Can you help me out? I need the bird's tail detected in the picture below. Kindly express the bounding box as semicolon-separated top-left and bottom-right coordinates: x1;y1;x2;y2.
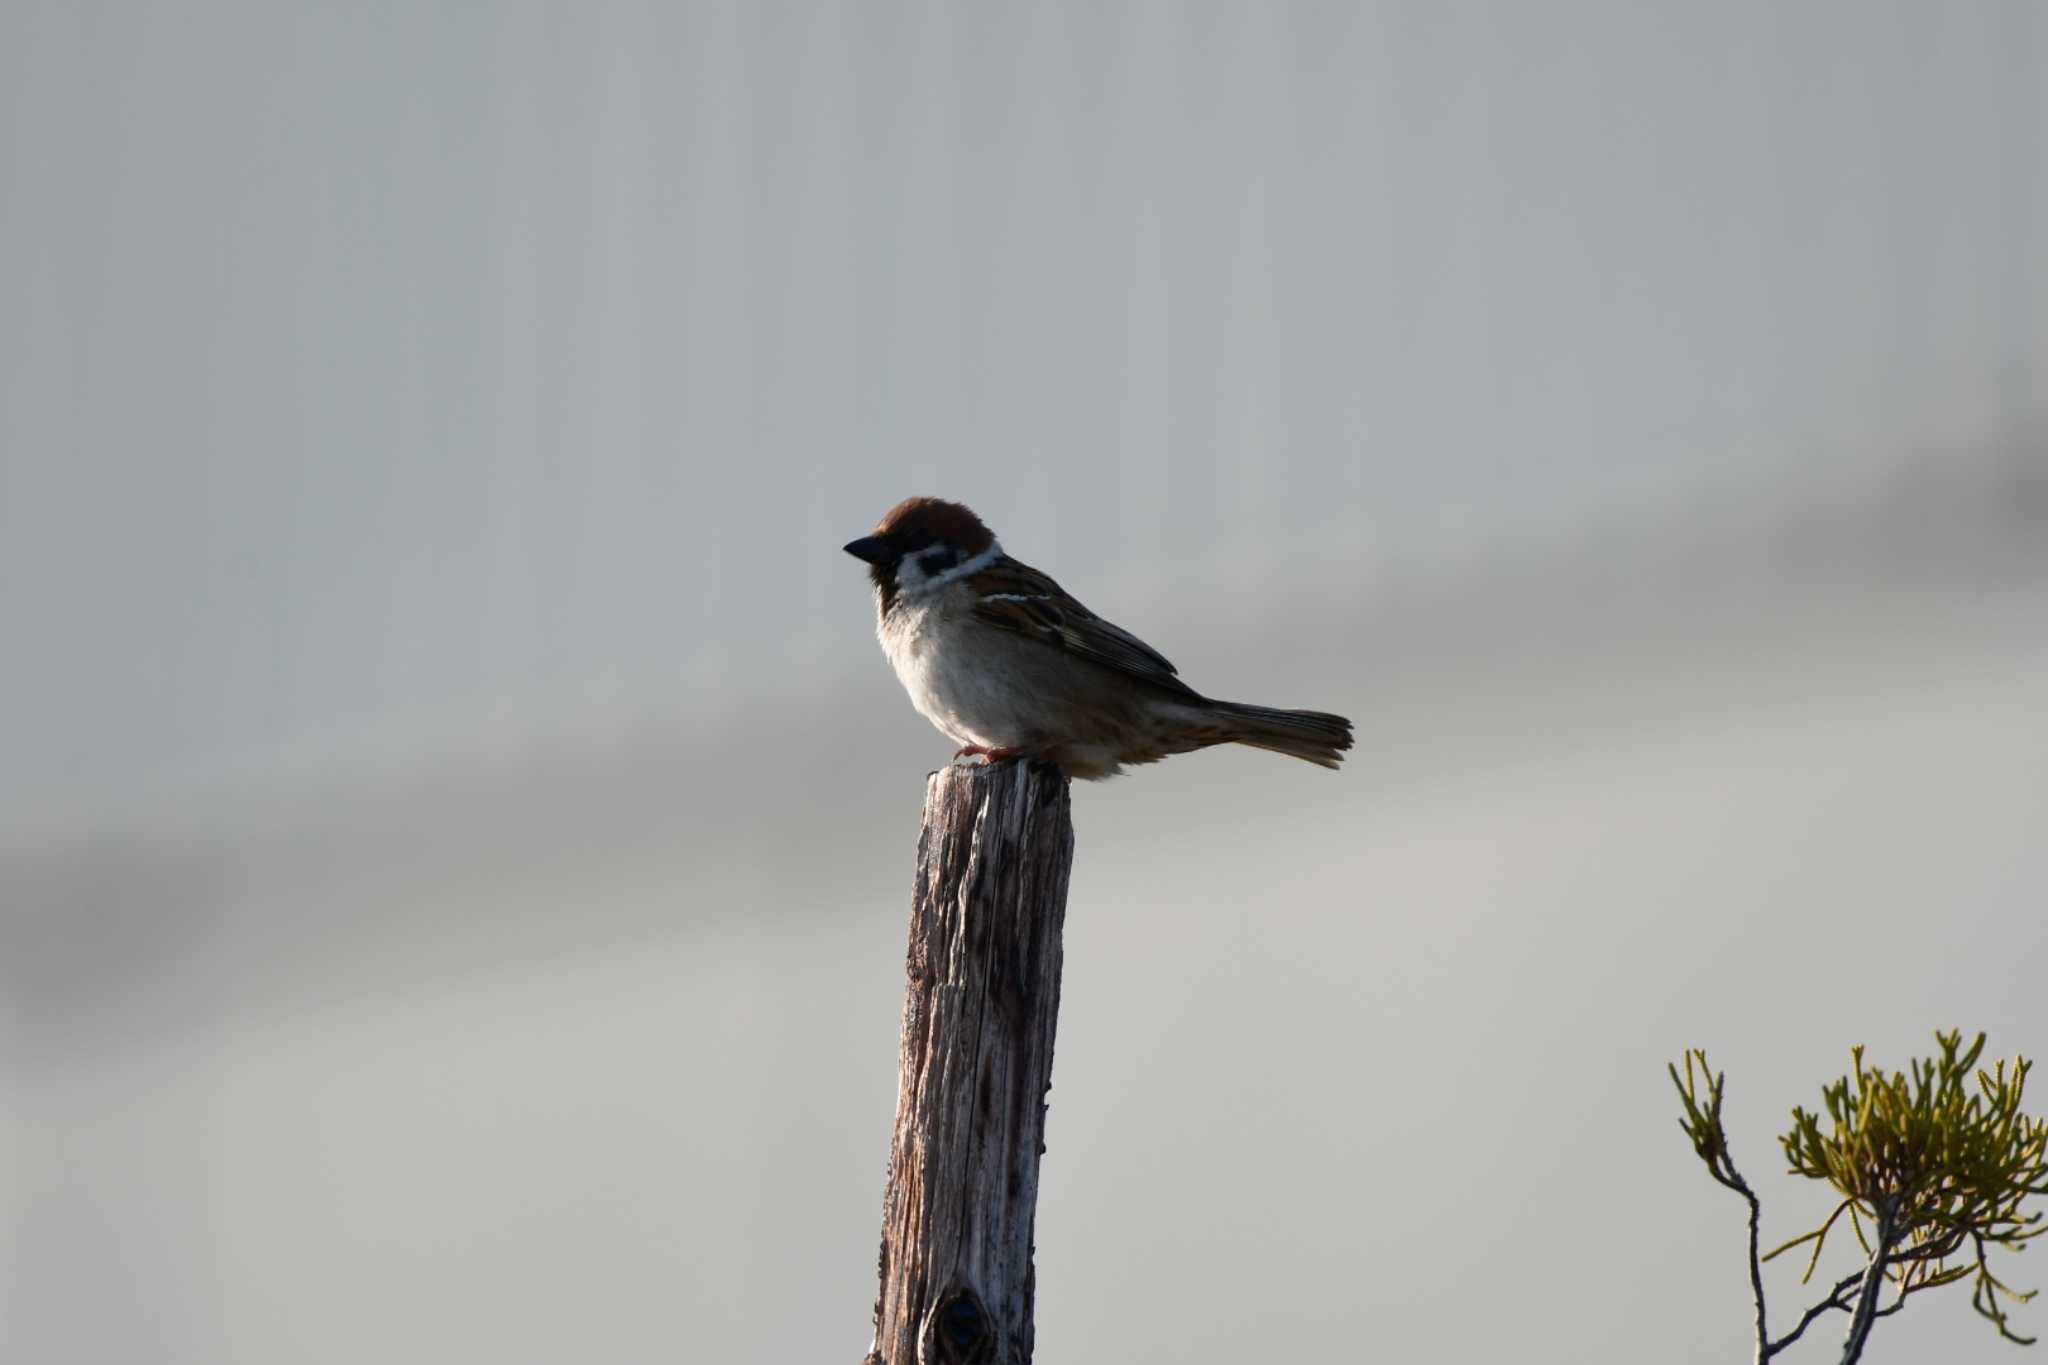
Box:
1208;701;1354;770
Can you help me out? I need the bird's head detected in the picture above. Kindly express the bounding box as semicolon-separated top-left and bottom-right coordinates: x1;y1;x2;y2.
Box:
844;497;998;605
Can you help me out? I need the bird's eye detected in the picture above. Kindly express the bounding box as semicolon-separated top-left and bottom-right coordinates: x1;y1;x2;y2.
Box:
902;529;935;552
919;546;960;576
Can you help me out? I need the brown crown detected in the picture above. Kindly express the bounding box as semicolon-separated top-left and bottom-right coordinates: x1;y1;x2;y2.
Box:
872;497;996;554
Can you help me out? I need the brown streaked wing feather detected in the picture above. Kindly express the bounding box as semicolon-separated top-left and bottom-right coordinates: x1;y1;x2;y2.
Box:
969;557;1199;696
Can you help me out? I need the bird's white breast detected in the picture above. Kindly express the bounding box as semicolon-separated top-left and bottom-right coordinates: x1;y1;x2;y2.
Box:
877;592;988;747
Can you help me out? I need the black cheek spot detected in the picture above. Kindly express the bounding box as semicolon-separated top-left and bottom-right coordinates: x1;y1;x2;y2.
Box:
919;547;960;576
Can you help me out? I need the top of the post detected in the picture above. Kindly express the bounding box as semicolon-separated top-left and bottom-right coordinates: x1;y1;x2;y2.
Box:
922;758;1073;838
926;756;1070;800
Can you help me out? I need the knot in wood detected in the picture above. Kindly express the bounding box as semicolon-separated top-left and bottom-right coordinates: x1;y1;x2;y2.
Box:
925;1284;996;1365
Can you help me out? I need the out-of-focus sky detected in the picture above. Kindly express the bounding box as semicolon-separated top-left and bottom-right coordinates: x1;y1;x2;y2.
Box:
3;3;2044;1362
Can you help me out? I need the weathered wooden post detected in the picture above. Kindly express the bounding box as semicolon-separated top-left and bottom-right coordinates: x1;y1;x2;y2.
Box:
865;759;1075;1365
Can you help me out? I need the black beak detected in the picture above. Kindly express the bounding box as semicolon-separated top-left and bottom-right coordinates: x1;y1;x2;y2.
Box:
843;535;897;566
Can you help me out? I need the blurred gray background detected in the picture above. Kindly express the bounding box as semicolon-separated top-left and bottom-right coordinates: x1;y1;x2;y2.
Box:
4;2;2046;1361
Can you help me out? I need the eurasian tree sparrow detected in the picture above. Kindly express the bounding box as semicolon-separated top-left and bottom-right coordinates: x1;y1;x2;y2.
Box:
845;497;1353;779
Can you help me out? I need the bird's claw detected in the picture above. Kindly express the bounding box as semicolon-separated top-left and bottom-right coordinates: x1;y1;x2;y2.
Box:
953;744;1023;766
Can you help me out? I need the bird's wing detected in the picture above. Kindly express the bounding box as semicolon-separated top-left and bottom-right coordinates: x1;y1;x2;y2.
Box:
969;557;1200;697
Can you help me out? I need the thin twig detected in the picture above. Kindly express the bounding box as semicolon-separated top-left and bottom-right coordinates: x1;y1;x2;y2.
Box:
1766;1272;1865;1355
1697;1076;1774;1363
1837;1207;1898;1365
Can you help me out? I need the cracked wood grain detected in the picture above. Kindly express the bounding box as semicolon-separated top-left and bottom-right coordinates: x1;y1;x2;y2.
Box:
865;760;1074;1365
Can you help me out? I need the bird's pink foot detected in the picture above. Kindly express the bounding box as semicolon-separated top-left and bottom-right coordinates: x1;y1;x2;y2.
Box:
953;744;1023;765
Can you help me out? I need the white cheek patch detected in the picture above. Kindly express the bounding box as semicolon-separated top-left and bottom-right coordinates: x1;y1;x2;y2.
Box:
893;554;931;594
900;542;1004;597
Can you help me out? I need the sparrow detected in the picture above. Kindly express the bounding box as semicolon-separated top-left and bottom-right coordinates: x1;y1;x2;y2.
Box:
844;497;1353;780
